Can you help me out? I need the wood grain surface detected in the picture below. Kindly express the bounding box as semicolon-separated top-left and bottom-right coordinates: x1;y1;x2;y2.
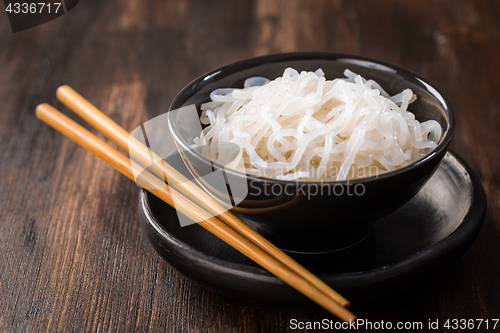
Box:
1;0;499;332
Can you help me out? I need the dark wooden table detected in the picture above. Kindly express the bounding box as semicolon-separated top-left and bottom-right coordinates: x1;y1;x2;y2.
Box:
1;0;499;331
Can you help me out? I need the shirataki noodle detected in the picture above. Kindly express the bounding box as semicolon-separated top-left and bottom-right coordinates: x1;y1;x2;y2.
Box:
194;68;441;181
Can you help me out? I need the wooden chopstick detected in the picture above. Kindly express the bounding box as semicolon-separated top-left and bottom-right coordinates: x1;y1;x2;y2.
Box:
56;85;351;309
36;103;357;322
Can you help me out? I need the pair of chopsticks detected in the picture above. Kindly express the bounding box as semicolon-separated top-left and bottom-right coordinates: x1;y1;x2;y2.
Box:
36;86;357;322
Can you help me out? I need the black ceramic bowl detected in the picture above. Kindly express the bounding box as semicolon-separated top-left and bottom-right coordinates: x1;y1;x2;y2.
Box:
167;53;455;253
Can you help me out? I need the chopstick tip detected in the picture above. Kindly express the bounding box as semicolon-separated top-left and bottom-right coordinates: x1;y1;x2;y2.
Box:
56;85;72;98
36;103;51;118
342;310;358;323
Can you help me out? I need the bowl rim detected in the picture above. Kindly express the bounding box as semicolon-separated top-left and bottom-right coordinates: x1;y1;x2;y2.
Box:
168;52;456;185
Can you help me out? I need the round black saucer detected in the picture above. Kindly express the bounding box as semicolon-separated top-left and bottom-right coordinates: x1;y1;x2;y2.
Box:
138;151;486;306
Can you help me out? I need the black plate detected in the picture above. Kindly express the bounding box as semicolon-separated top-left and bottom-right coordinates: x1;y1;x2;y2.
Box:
138;151;486;306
